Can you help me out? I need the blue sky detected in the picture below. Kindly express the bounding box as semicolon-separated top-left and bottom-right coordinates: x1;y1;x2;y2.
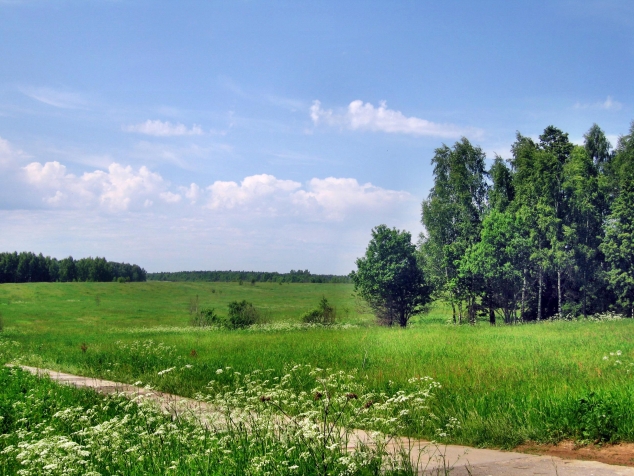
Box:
0;0;632;274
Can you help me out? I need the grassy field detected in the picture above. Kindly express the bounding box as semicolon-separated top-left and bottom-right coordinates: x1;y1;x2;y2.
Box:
1;282;634;449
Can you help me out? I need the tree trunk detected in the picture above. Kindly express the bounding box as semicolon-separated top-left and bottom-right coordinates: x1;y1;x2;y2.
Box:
520;269;527;321
537;269;543;321
582;270;587;319
488;288;495;325
557;270;563;317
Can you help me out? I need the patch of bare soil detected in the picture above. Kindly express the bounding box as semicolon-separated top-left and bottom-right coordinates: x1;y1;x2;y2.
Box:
516;440;634;467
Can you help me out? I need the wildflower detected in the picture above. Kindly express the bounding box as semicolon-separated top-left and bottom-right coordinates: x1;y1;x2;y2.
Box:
216;369;223;374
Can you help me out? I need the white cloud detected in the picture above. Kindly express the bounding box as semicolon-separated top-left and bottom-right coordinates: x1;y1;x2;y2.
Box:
310;100;482;139
124;120;204;137
160;191;182;203
181;183;202;203
0;137;22;167
206;173;412;222
21;87;88;109
293;177;411;221
574;96;623;111
23;161;165;211
207;174;302;211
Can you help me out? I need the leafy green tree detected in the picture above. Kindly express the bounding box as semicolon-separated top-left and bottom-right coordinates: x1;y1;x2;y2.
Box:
352;225;430;327
584;123;612;168
601;123;634;317
460;210;530;324
562;145;605;316
420;138;488;323
488;156;515;212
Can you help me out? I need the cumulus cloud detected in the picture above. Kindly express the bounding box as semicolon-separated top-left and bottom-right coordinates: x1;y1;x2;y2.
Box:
160;191;182;203
574;96;623;111
310;100;482;139
207;174;302;211
205;173;412;221
124;120;204;137
23;161;165;211
181;183;202;203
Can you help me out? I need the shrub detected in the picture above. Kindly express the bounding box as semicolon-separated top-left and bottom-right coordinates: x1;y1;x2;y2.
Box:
574;392;618;443
191;307;220;327
226;300;261;329
301;297;336;325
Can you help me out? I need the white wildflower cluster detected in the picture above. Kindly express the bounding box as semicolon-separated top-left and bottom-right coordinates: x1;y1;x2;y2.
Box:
1;365;451;475
588;311;625;322
114;339;177;359
198;364;452;475
602;349;634;372
0;338;21;362
119;322;360;335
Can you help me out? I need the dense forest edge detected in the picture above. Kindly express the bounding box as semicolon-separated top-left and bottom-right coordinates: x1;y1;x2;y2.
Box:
416;122;634;324
147;269;351;283
0;252;147;283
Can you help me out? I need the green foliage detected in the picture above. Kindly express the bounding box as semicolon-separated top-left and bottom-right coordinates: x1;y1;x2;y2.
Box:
460;209;530;324
226;300;263;329
418;122;633;322
574;392;618;443
148;269;351;283
300;296;337;324
352;225;431;327
601;124;634;317
420;138;488;323
190;307;220;327
0;251;146;283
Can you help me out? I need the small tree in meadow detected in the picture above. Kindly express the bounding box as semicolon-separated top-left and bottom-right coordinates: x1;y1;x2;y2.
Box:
301;296;336;325
351;225;431;327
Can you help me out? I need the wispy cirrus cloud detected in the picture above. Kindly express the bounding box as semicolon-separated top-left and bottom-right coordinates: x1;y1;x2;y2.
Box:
21;87;88;109
310;100;482;139
574;96;623;111
124;120;204;137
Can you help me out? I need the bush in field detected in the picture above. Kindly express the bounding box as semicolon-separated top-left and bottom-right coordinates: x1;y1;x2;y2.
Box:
226;300;262;329
301;296;336;325
191;307;220;327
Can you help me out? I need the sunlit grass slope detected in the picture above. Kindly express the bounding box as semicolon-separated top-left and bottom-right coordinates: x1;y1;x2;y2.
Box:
1;282;633;448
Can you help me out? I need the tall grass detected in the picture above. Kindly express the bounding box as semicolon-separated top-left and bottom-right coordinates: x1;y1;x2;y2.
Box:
1;282;634;448
0;366;449;475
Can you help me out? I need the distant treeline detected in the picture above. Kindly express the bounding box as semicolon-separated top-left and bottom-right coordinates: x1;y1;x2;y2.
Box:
0;252;147;283
148;269;351;283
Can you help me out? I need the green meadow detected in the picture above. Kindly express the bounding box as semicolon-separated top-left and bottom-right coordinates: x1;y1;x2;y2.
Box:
1;281;634;449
